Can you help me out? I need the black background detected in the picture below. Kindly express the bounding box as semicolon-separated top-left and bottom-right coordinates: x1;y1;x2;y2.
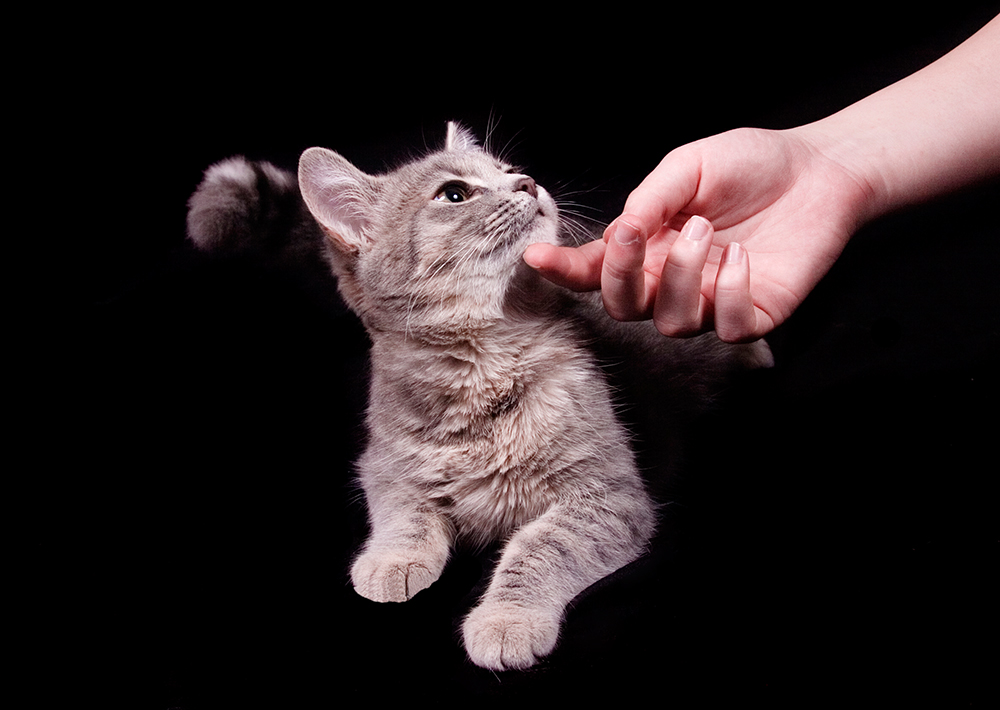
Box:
25;4;998;707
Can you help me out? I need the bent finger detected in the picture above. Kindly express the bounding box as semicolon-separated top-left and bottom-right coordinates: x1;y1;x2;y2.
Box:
601;218;656;320
653;215;714;336
714;243;768;342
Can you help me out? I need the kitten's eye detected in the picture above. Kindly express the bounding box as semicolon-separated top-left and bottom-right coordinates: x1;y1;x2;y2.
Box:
434;183;469;203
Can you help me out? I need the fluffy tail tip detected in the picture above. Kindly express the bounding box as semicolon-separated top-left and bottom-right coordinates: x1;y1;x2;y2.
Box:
186;156;298;254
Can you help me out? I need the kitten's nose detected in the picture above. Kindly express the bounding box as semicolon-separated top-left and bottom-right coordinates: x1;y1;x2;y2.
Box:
513;176;537;199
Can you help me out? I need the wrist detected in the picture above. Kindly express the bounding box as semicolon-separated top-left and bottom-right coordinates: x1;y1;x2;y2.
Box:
791;16;1000;223
788;121;886;230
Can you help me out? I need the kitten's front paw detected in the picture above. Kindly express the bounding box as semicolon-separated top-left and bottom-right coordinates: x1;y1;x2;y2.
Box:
351;549;444;603
463;602;560;670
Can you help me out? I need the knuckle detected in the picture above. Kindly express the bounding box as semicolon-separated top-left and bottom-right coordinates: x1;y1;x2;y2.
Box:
717;326;758;344
715;308;760;343
602;293;635;321
654;315;701;338
606;302;643;321
602;258;638;283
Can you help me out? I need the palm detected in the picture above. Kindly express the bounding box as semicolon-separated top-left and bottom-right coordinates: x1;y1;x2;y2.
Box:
627;128;866;332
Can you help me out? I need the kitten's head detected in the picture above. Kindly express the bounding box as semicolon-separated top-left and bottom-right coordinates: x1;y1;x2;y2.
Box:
298;123;560;339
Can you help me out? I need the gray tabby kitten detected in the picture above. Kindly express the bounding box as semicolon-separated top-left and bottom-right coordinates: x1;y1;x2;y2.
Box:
187;123;772;670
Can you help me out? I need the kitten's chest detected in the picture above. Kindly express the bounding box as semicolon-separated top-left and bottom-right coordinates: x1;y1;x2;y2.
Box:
376;331;568;434
373;333;597;538
422;389;570;540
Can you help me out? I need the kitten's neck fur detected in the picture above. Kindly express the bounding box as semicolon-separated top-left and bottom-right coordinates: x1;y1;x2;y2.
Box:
368;272;583;442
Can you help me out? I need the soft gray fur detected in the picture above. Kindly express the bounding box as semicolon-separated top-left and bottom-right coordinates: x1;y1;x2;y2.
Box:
187;123;772;670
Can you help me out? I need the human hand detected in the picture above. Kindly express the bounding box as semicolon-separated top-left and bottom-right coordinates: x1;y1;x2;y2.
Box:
524;127;870;342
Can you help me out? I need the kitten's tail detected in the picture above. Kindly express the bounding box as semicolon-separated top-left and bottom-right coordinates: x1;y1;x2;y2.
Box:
186;156;323;265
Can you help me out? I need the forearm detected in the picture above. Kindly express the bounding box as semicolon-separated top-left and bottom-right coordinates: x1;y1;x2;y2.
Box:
795;15;1000;224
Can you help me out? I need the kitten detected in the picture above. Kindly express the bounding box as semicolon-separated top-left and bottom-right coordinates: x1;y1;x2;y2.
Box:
187;123;772;670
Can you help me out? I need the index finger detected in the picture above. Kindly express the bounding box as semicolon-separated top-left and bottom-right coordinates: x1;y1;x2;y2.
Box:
523;239;607;291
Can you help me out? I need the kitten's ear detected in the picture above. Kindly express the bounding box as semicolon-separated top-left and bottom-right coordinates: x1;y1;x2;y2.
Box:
298;147;378;254
445;121;480;152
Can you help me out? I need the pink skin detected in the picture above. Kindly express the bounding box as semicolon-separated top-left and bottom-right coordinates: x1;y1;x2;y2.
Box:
524;15;1000;343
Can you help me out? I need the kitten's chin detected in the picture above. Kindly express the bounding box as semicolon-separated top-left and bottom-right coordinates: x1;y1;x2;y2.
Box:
504;259;560;315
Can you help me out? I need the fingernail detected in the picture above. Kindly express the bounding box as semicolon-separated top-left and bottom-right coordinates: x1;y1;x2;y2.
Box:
724;242;744;264
612;219;641;246
683;216;711;241
522;245;543;269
